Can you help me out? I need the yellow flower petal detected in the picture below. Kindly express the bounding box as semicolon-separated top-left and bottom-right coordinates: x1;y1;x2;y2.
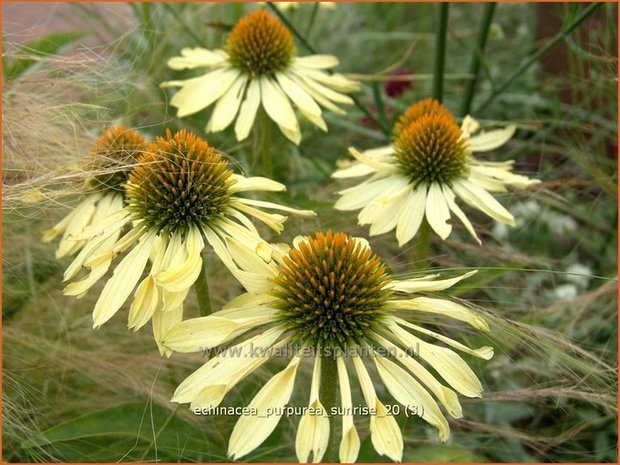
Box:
425;182;452;240
467;124;516;152
370;400;403;462
228;356;301;460
155;227;204;293
152;304;183;357
234;78;261;141
128;276;159;331
167;47;227;69
337;356;360;463
162;314;273;353
390;296;489;331
388;270;477;293
229;174;285;193
374;355;450;441
92;231;156;328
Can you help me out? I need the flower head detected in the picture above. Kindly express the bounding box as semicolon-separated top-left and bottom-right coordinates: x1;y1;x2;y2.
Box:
61;129;315;353
43;126;146;258
162;10;359;144
162;230;492;462
333;99;541;245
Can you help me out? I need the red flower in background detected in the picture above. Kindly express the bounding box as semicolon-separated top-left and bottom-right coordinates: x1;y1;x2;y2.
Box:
385;69;412;97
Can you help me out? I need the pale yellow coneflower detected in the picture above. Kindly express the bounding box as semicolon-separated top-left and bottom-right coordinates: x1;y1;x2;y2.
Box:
43;125;146;258
60;129;315;354
162;230;492;462
333;98;541;245
162;10;359;144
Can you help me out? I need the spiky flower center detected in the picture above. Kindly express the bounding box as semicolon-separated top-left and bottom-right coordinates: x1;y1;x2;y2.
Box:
88;126;146;192
272;230;392;350
393;98;454;137
225;10;296;76
126;129;234;235
394;113;470;187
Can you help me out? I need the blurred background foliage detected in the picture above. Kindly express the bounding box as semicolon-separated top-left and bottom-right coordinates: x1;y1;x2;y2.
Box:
2;2;617;462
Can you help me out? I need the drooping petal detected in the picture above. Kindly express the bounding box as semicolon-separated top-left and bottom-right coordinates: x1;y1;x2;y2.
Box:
365;187;410;236
259;75;300;133
127;276;159;331
291;69;354;105
170;67;240;117
395;318;494;360
63;259;112;297
162;314;273;353
296;357;330;463
152;304;183;357
337;356;360;463
351;355;403;462
396;186;428;246
55;196;99;258
171;327;284;403
92;231;157;328
288;73;347;114
442;185;481;244
452;180;515;225
155;228;204;293
389;324;484;398
276;72;322;117
388;296;489;331
206;75;248;132
376;334;463;419
374;354;450;441
228;356;302;460
233;202;287;232
234;78;261;141
298;68;360;93
425;182;452;240
335;175;399;211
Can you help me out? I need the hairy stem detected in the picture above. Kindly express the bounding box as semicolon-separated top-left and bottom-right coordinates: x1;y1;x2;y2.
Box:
414;220;432;270
194;256;212;317
320;350;338;462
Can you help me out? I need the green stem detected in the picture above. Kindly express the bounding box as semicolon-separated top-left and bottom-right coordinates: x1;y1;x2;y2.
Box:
266;2;391;137
372;81;388;130
320;350;338;462
475;2;602;112
260;109;273;178
139;405;181;461
432;3;450;103
194;255;212;317
460;2;496;116
305;2;320;36
414;220;432;270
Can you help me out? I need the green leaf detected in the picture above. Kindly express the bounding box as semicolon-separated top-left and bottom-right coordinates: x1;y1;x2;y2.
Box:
5;31;83;79
21;402;204;450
